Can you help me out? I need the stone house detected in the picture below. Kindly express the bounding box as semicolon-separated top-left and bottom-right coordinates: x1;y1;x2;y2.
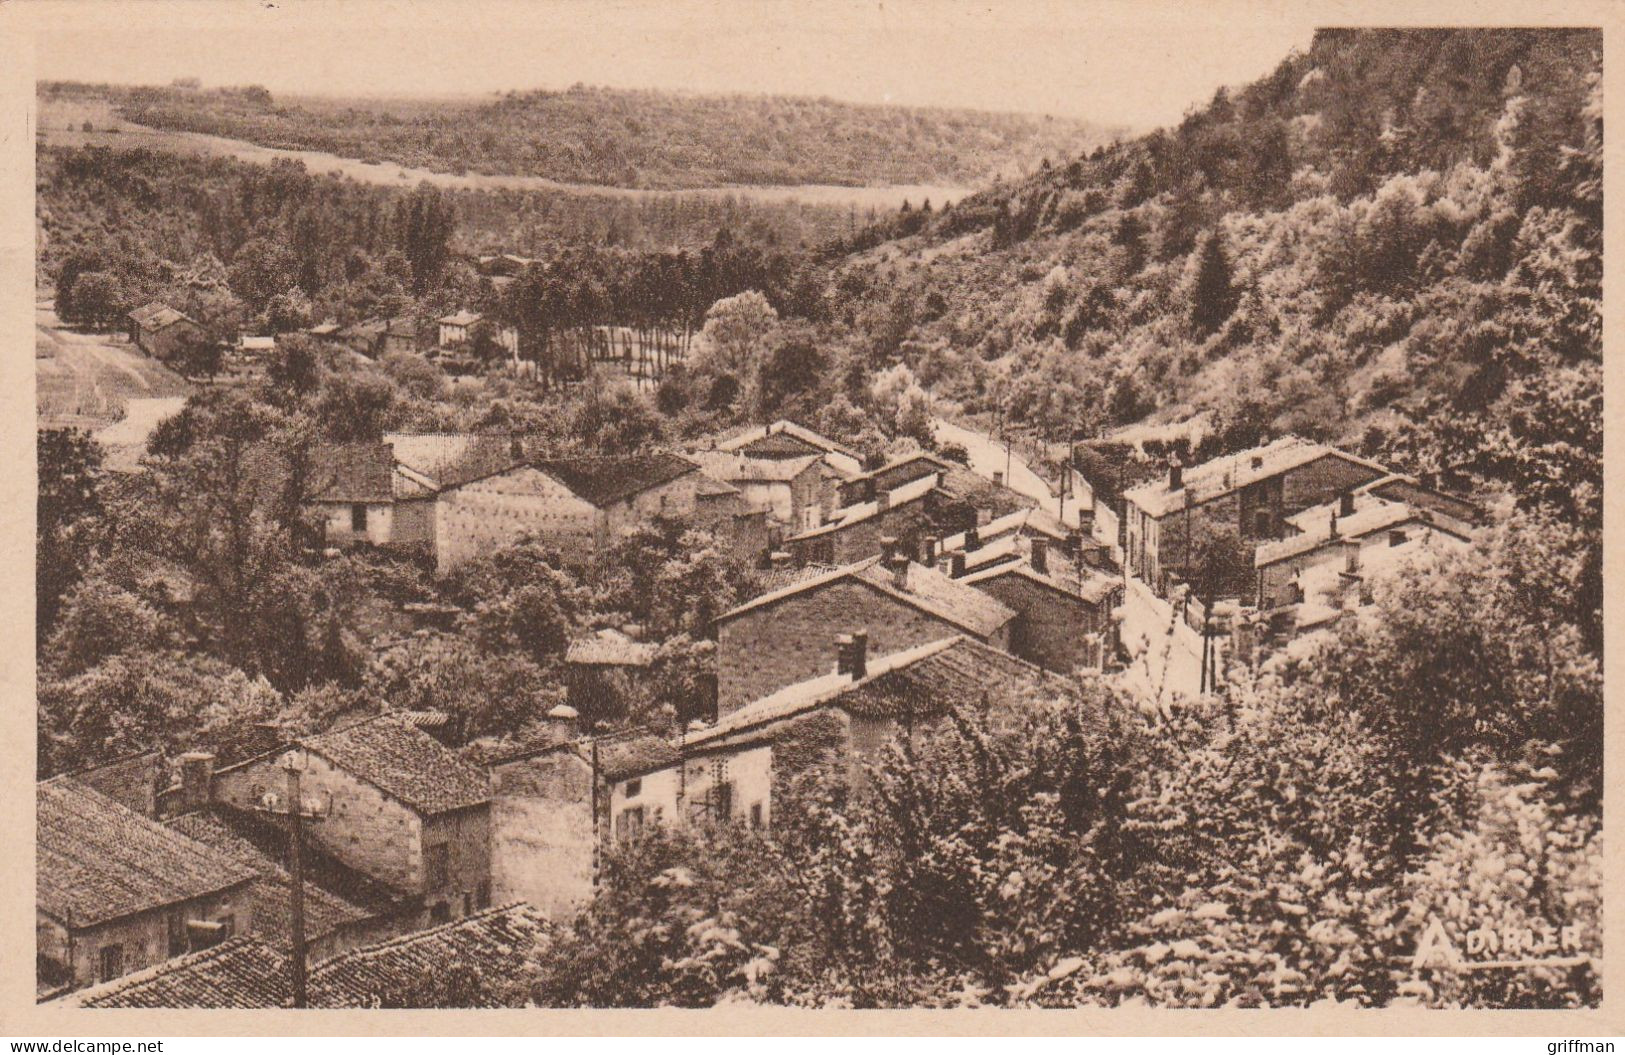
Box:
782;472;941;566
437;310;518;357
616;634;1074;833
305;441;439;553
1122;437;1389;598
713;550;1016;717
564;628;658;725
715;419;865;479
835;451;953;507
689;449;838;533
207;716;493;927
1255;495;1472;611
37;778;258;995
127;302;209;362
957;536;1123;674
433;451;703;572
476;737;597;922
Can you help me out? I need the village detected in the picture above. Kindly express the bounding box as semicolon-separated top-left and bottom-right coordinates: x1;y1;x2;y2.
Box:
40;298;1483;1005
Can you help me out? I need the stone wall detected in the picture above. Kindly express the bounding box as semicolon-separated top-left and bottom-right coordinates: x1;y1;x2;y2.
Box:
489;751;595;921
435;466;597;572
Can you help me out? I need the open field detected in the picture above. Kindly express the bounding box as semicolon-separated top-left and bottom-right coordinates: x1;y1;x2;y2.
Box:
35;97;973;211
36;301;193;430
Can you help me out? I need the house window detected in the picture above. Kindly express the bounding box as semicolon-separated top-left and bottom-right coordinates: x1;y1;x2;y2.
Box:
476;881;491;910
98;944;124;983
749;802;763;829
1389;529;1408;547
714;781;734;822
430;901;451;924
1253;510;1270;537
617;806;645;842
463;892;474;916
425;842;450;889
623;778;642;798
351;504;368;532
168;911;188;956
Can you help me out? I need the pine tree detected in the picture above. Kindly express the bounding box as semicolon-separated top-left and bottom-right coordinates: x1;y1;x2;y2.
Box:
1187;231;1237;337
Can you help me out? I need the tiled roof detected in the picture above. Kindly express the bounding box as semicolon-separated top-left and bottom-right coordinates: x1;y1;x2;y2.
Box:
164;812;374;945
690;449;825;484
385;432;534;489
717;420;859;460
934;465;1038;517
787;472;940;541
597;733;681;782
37;779;257;929
1122;436;1388;519
565;627;657;667
308;442;397;504
303;716;490;816
959;556;1122;605
128;302;193;330
75;937;291;1009
753;561;839;596
532;452;697;508
719;556;1015;640
689;635;1068;747
74;904;547;1009
1255;502;1441;568
308;903;545;1008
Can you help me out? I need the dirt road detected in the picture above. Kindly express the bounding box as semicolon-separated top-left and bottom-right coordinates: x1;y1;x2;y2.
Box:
37;303;193;429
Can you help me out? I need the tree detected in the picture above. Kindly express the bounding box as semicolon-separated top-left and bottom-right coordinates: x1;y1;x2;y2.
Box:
37;429;105;642
694;290;779;405
1186;231;1238;336
64;271;126;331
395;183;456;293
171;328;223;381
228;237;298;313
265;290;314;334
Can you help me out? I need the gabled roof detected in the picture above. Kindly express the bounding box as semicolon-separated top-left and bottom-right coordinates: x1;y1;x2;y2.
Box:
597;733;681;782
37;778;257;929
959;556;1122;605
689;635;1068;748
164;811;375;945
1123;436;1389;519
1255;502;1467;568
385;432;534;489
128;302;194;331
786;472;940;541
717;420;859;459
438;310;481;326
531;452;697;508
690;449;825;484
302;716;490;816
933;465;1039;517
308;903;545;1008
72;904;547;1009
75;937;291;1009
565;627;657;667
308;442;396;504
718;556;1016;640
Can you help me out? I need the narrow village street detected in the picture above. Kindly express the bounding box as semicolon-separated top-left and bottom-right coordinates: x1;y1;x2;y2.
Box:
931;416;1082;527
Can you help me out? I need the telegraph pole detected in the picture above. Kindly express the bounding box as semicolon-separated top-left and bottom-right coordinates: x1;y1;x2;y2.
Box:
256;754;328;1009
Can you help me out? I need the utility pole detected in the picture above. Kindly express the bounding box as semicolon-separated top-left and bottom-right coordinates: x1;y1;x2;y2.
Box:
256;754;329;1009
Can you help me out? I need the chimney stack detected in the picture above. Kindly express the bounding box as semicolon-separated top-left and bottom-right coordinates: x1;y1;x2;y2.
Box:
1030;536;1049;575
1339;491;1356;517
1329;507;1340;539
835;631;869;680
950;552;967;578
510;435;524;458
880;535;898;565
770;550;792;569
835;633;854;676
546;703;579;738
921;535;939;565
993;470;1005;487
891;557;909;591
876;490;891;514
1343;537;1361;575
1168;455;1184;491
178;751;216;812
965;526;981;551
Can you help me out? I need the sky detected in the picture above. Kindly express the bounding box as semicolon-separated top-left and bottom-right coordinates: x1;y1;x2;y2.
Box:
29;0;1320;130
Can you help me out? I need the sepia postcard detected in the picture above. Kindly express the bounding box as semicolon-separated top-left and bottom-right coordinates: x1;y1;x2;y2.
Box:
0;0;1619;1038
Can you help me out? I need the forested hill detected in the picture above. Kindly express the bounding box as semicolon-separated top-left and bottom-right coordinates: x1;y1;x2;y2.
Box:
813;28;1601;528
45;80;1124;190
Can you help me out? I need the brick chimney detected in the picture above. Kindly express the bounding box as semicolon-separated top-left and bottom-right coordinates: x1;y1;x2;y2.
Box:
921;535;939;565
1168;455;1184;491
965;526;981;551
876;489;890;514
1339;491;1356;517
769;550;793;569
1030;536;1049;575
178;751;215;812
1343;537;1362;574
890;554;909;591
1329;507;1340;539
546;703;579;739
879;535;898;564
950;552;967;578
836;632;868;680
